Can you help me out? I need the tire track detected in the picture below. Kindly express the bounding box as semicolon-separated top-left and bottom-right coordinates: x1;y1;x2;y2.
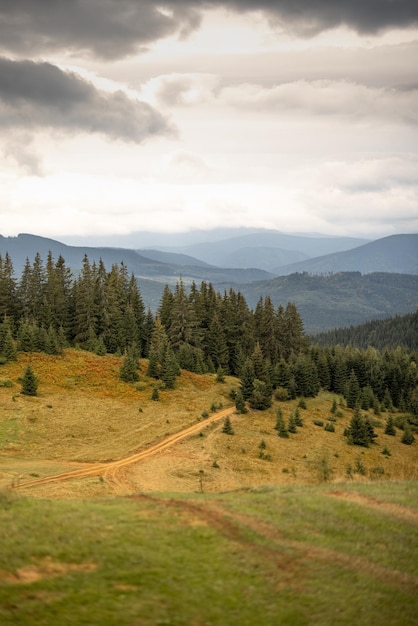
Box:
14;406;235;492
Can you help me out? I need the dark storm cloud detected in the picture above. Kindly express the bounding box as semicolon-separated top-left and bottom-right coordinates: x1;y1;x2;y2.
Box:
0;0;201;59
0;58;174;141
206;0;418;36
0;1;417;59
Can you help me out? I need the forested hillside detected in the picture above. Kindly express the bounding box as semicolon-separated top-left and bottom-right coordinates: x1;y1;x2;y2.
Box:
313;310;418;351
1;251;418;429
239;271;418;333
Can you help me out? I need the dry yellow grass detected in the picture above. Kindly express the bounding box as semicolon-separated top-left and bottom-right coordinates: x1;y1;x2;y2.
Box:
1;349;417;498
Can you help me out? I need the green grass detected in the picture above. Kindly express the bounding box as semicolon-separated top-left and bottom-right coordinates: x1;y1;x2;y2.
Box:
1;481;417;625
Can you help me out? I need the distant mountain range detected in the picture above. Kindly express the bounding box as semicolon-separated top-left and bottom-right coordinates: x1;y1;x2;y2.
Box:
1;230;417;333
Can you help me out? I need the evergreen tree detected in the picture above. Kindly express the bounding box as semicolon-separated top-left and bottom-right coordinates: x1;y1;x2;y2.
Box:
239;358;255;400
161;346;179;390
20;365;38;396
346;370;360;409
384;414;396;436
222;416;234;435
2;328;17;361
275;408;289;438
249;379;272;410
147;316;169;378
0;253;17;321
119;349;139;383
288;412;297;433
294;407;303;427
234;389;247;414
344;408;372;447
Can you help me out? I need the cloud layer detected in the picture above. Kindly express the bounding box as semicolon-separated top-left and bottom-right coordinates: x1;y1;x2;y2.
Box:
1;1;417;59
0;58;173;141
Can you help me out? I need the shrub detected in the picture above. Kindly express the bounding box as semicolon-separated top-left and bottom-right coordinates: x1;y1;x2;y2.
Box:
401;426;415;445
382;446;391;457
324;422;335;432
274;387;289;401
384;415;396;436
354;456;366;476
313;419;324;427
0;378;13;388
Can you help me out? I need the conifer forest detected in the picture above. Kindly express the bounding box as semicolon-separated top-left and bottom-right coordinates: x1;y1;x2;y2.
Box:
0;251;417;425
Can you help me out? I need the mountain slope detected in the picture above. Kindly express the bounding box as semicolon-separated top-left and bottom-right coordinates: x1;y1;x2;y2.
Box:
171;231;369;269
237;272;418;334
274;234;418;275
0;233;273;284
312;309;418;350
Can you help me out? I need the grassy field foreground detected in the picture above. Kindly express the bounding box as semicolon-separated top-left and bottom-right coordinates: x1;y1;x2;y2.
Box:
0;480;417;625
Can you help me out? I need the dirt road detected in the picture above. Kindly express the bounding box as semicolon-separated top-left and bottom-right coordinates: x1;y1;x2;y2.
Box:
14;406;235;492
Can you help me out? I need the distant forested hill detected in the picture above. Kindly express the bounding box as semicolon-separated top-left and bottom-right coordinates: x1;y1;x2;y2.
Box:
274;234;418;275
238;272;418;334
312;310;418;351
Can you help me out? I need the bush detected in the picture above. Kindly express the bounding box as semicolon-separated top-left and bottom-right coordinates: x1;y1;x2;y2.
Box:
274;387;289;401
0;378;13;388
313;419;324;427
324;422;335;432
401;426;415;445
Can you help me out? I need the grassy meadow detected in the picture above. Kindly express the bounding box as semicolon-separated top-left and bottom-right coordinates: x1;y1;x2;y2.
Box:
0;481;417;625
0;349;417;624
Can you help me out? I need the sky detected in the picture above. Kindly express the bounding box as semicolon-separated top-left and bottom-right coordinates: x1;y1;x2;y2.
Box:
1;0;418;244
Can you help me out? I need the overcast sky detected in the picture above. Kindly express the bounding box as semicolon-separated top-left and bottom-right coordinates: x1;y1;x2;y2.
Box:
1;0;418;242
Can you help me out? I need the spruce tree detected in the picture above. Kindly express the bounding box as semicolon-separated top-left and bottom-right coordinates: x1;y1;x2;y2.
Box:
20;365;38;396
119;349;139;383
222;416;234;435
346;370;360;409
384;414;396;436
234;389;247;414
249;379;272;410
275;409;289;438
344;408;371;447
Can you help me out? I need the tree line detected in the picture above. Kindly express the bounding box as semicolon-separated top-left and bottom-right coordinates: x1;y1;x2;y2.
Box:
0;251;417;421
313;310;418;351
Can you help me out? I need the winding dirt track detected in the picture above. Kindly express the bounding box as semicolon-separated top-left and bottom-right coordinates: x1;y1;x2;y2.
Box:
14;406;235;492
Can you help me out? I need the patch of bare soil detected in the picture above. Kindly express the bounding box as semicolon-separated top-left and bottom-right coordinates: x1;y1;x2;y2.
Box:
0;557;96;585
327;490;418;523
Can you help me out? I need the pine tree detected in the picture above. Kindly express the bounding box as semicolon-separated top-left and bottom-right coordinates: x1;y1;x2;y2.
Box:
249;379;272;410
384;414;396;436
346;370;360;409
161;346;179;389
275;409;289;438
239;358;255;400
234;389;247;414
20;365;38;396
288;412;297;433
344;408;371;447
222;416;234;435
119;349;139;383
